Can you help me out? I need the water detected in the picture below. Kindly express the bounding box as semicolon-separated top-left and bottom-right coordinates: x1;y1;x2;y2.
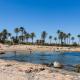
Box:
0;51;80;70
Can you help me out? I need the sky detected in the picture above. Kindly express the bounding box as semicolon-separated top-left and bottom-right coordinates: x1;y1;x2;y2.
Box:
0;0;80;42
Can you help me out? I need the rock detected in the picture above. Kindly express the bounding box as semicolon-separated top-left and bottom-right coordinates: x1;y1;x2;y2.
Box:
39;67;45;71
76;64;80;68
75;64;80;73
0;52;5;54
5;64;12;67
42;63;53;67
25;69;32;73
53;61;63;68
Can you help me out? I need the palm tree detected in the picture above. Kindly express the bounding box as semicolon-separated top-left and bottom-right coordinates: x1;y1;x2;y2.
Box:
0;32;2;42
77;34;80;45
59;31;64;45
54;37;57;44
30;32;36;44
66;34;69;45
57;30;60;34
68;33;71;45
57;30;64;45
2;29;8;43
19;36;22;43
8;33;11;41
25;33;30;43
14;28;19;41
19;27;25;43
57;30;61;44
49;36;52;44
41;31;47;43
71;37;75;44
63;33;67;45
11;36;15;44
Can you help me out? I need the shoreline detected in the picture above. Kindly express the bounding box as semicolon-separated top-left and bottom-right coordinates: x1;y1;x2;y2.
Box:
0;44;80;53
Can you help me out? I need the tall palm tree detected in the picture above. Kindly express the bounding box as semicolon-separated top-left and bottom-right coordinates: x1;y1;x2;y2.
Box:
63;33;67;45
2;29;8;43
57;30;65;45
59;31;64;45
66;34;69;45
57;30;60;34
41;31;47;43
49;36;52;44
14;28;19;41
25;33;30;43
71;37;75;44
57;30;61;44
20;27;25;43
54;37;57;44
0;32;2;42
30;32;36;44
77;34;80;45
68;33;71;45
8;33;11;41
11;36;15;43
19;36;23;43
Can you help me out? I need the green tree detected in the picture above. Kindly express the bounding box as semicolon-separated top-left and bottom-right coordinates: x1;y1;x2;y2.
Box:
68;33;71;45
30;32;36;44
63;33;67;45
2;29;8;43
41;31;47;43
77;34;80;45
57;30;61;44
0;32;3;42
19;27;25;43
54;37;57;44
25;33;30;43
59;31;64;45
11;36;15;44
66;34;69;45
71;37;75;44
49;36;52;44
14;28;19;41
7;33;11;42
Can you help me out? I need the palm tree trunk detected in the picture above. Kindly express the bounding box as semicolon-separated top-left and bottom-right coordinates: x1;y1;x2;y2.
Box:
22;31;24;43
26;38;28;43
58;39;60;45
56;40;57;44
50;39;51;44
72;40;73;44
69;37;70;45
79;38;80;45
61;39;63;45
67;38;68;45
32;38;33;44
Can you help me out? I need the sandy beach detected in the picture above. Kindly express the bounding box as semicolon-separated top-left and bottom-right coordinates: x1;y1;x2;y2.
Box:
0;44;80;80
0;59;79;80
0;44;80;53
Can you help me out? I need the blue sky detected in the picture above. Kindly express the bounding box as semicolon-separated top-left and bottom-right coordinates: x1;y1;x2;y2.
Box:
0;0;80;42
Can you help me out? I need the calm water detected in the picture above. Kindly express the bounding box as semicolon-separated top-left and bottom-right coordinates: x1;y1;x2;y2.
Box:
0;51;80;66
0;51;80;71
